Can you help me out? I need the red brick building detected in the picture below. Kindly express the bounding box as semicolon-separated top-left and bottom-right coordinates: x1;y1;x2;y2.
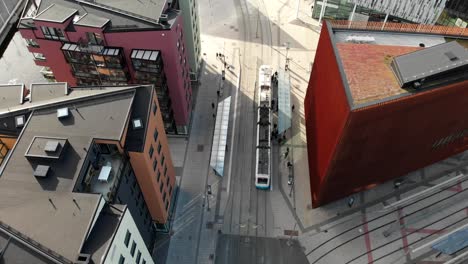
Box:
305;21;468;207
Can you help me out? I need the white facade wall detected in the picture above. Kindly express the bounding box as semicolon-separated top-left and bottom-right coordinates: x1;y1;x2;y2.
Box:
103;208;155;264
348;0;447;24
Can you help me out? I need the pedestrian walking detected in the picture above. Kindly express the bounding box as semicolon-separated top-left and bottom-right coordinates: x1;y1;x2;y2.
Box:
216;53;219;58
216;90;220;97
282;134;286;141
287;161;293;168
292;104;295;112
213;113;216;119
211;102;215;109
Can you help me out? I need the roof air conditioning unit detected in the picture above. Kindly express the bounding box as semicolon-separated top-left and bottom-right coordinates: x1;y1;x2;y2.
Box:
57;107;70;119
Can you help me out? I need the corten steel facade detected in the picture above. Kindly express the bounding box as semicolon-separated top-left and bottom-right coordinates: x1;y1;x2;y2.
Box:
18;0;193;135
305;21;468;207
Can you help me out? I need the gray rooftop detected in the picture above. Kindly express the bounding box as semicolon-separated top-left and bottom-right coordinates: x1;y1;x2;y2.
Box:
0;86;139;261
95;0;167;22
0;84;24;109
334;31;447;48
30;82;68;103
391;41;468;87
0;225;56;264
73;12;110;28
27;0;178;30
34;3;77;22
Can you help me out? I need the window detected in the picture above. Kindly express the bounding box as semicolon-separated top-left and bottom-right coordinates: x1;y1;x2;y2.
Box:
157;170;161;182
32;52;46;61
159;181;163;192
161;154;165;165
118;255;125;264
177;41;180;49
25;38;39;47
148;145;154;158
152;101;158;115
132;118;143;129
153;128;159;142
166;175;170;186
157;142;162;154
86;32;103;45
130;241;136;256
165;200;169;211
41;26;66;41
169;186;173;196
143;260;147;264
136;251;141;264
124;231;131;247
153;159;157;171
163;192;167;202
164;165;168;177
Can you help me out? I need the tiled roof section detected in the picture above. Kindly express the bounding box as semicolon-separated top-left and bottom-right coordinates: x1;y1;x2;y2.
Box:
337;43;421;105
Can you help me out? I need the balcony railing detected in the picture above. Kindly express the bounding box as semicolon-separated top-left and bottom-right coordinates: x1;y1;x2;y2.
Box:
329;20;468;37
77;38;104;54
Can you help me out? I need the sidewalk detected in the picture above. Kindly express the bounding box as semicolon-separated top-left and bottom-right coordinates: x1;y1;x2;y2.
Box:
162;35;241;264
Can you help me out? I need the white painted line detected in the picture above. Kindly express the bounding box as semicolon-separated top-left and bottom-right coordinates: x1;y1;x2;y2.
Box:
443;250;468;264
226;49;240;195
411;222;468;254
384;173;467;210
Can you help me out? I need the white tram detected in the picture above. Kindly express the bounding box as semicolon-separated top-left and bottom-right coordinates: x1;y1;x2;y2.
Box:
255;65;273;190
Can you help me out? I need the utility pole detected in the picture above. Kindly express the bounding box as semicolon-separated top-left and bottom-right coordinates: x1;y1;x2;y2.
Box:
256;7;260;38
295;0;300;19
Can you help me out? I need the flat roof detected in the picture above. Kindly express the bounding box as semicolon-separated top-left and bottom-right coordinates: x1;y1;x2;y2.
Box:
0;84;24;109
334;31;447;47
329;22;468;108
34;3;77;22
30;82;68;103
73;13;110;28
28;0;178;30
95;0;167;22
0;89;135;260
336;43;420;105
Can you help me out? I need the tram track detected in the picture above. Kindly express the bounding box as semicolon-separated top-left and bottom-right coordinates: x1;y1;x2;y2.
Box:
306;175;468;263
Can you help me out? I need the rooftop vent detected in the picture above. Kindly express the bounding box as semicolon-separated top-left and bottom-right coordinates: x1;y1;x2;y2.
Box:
76;253;91;264
159;14;169;23
15;115;25;128
57;107;69;119
132;118;143;130
44;140;60;153
444;51;458;61
34;165;50;178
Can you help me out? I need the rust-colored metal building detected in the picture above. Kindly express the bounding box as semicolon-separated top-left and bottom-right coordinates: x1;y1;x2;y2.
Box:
305;21;468;207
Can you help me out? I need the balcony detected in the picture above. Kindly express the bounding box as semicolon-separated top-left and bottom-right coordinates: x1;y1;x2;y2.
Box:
77;37;104;54
78;143;127;201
